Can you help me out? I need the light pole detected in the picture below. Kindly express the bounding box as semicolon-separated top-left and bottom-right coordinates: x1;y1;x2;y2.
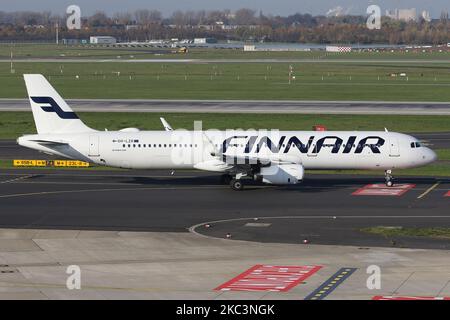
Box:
10;47;14;74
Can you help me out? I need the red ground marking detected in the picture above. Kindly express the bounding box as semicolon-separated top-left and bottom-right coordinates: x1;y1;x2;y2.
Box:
373;296;450;300
352;184;416;196
445;191;450;197
215;265;322;292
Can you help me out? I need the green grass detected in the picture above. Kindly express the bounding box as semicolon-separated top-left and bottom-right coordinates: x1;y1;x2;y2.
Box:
436;149;450;161
2;112;449;139
1;60;450;101
361;226;450;240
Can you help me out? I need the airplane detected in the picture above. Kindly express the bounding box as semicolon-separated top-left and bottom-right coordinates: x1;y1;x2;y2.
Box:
17;74;437;191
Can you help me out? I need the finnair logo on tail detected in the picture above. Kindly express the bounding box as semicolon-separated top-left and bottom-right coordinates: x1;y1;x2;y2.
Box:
31;97;79;119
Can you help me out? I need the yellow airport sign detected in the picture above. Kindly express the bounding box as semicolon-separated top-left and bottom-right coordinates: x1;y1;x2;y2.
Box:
13;160;89;167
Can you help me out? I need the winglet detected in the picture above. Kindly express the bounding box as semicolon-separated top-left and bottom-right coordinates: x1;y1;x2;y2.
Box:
160;117;173;131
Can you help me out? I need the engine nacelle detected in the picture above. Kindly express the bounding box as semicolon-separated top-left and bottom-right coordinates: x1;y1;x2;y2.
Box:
258;164;304;185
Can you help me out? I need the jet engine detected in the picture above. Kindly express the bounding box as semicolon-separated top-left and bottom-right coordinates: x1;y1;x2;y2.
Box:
257;164;304;185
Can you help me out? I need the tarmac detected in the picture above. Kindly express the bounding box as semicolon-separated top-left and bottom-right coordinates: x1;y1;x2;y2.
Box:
0;228;450;299
0;136;449;299
0;169;448;249
1;99;450;115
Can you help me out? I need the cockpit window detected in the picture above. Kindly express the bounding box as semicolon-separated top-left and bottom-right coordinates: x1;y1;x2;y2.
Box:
410;142;415;148
411;142;422;148
415;142;421;148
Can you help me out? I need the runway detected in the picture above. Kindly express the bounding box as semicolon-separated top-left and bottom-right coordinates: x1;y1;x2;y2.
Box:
1;98;450;115
0;169;449;249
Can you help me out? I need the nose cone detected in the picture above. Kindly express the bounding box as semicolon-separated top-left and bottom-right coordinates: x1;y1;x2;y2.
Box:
423;148;437;165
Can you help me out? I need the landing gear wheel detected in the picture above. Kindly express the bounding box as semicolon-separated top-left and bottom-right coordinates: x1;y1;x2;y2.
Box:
385;170;394;187
230;179;244;191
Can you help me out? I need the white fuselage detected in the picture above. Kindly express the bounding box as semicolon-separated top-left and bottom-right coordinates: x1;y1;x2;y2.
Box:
18;130;437;172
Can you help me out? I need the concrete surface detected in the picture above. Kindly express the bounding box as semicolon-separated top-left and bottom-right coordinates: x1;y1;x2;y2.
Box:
0;229;449;299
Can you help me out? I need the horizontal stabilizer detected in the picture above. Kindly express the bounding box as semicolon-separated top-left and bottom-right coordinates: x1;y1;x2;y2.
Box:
31;139;69;146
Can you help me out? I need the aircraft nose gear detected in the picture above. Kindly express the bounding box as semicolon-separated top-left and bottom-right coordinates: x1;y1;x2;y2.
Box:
385;170;394;187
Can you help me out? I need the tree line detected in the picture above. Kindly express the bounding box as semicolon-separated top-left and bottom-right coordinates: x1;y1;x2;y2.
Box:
0;9;448;44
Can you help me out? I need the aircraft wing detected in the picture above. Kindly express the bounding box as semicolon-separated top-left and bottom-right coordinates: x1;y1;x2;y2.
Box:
160;117;173;131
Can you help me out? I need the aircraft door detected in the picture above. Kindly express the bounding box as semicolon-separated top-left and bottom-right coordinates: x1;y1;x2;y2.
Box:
389;139;400;157
89;135;100;157
307;142;317;157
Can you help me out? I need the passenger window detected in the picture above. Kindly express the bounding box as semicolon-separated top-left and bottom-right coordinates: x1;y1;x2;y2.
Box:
128;144;130;148
123;144;125;148
159;144;161;147
133;144;136;148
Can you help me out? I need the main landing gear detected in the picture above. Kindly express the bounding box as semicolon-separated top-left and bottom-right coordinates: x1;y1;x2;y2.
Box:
230;179;244;191
385;170;394;187
222;173;246;191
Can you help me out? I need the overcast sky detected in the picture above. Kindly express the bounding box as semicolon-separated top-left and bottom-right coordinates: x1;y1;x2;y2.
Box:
3;0;449;18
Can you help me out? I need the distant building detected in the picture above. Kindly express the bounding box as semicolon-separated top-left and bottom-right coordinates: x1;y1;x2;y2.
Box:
90;36;117;44
386;8;417;21
421;11;431;22
193;38;217;44
24;24;45;29
244;45;256;51
399;8;417;21
62;39;88;45
326;46;352;53
125;25;139;30
326;6;346;17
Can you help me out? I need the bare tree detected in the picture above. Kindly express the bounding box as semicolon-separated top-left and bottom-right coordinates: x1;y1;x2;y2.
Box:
135;9;162;25
234;8;256;25
113;12;133;25
171;10;185;26
88;11;111;27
